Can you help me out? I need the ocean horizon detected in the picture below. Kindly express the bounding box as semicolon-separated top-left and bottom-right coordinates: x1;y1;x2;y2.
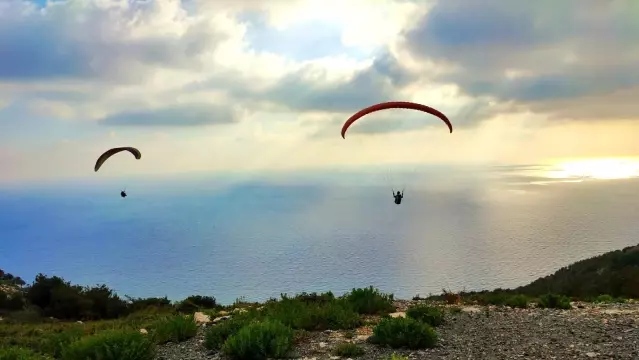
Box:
2;166;639;305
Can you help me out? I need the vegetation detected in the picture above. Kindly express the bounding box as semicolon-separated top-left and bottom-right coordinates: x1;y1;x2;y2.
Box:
371;317;438;349
151;315;198;344
537;294;572;310
60;330;154;360
221;320;293;360
406;304;444;327
334;342;365;357
0;243;637;358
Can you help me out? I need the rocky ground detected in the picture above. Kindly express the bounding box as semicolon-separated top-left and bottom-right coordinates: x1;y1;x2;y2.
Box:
155;300;639;360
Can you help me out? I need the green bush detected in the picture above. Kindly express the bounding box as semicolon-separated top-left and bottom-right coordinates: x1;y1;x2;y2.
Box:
204;316;254;350
0;347;49;360
372;317;437;349
39;327;84;358
505;295;529;309
221;320;293;360
334;342;365;357
538;293;572;309
0;292;24;311
152;315;198;344
126;297;172;312
182;295;217;309
384;354;409;360
265;298;360;331
61;330;154;360
294;291;335;304
594;294;615;303
406;305;444;327
474;292;510;306
174;300;199;314
343;287;395;315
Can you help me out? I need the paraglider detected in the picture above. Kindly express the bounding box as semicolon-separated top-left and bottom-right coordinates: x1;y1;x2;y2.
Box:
393;190;404;205
94;147;142;172
94;147;141;198
340;102;453;205
340;101;453;139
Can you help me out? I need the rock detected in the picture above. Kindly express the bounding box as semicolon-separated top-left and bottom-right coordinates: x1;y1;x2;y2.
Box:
389;312;406;318
355;335;370;342
586;352;598;357
193;312;210;325
217;310;229;316
139;328;148;335
213;315;231;323
232;308;247;314
319;342;327;348
76;321;83;324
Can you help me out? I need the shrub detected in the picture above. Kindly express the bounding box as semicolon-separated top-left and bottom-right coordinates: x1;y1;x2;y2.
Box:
343;286;395;315
372;317;437;349
39;327;84;358
475;292;510;306
294;291;335;304
406;305;444;327
221;320;293;360
538;293;572;309
265;298;360;331
594;294;615;303
0;346;49;360
0;292;24;311
505;295;529;309
61;330;154;360
204;316;254;350
334;343;365;357
152;315;198;344
82;285;128;319
174;300;199;314
384;354;409;360
182;295;217;309
126;296;172;312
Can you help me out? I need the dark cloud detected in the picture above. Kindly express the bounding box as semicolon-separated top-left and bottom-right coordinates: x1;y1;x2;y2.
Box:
99;104;238;127
401;0;639;120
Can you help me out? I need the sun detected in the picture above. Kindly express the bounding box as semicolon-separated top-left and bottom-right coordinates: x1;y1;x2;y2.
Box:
546;158;639;180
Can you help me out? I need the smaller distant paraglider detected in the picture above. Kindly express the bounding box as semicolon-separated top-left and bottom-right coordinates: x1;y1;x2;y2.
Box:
94;147;141;198
340;101;453;139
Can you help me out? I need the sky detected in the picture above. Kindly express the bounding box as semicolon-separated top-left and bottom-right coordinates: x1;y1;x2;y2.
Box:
1;0;639;184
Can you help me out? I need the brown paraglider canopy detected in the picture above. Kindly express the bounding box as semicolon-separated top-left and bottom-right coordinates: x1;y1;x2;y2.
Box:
94;147;142;172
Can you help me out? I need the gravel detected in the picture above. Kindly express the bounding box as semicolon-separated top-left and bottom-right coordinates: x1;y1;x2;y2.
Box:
155;302;639;360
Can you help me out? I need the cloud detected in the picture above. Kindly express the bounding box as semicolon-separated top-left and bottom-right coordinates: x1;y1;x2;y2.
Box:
400;0;639;120
99;104;240;126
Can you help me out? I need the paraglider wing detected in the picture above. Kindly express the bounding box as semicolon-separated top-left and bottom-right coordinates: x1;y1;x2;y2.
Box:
94;147;142;172
340;101;453;139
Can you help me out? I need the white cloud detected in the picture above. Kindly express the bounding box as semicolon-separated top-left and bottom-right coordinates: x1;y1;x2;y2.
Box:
1;0;638;183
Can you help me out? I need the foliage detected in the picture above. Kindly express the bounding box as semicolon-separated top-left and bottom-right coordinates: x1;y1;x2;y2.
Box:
343;286;395;315
204;316;254;351
514;244;639;299
334;342;365;357
537;293;572;309
221;320;293;360
406;305;444;327
265;296;360;331
0;346;50;360
371;317;437;349
61;330;155;360
505;294;530;309
151;315;198;344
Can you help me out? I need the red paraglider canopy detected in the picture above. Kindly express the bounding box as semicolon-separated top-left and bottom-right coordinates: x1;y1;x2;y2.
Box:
341;101;453;139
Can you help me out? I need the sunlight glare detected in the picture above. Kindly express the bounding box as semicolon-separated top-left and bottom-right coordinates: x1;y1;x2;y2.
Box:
546;158;639;180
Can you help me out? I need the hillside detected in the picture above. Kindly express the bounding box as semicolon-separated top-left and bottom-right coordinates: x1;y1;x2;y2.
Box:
513;243;639;299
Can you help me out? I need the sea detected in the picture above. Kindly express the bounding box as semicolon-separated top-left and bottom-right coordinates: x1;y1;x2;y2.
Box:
1;165;639;305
